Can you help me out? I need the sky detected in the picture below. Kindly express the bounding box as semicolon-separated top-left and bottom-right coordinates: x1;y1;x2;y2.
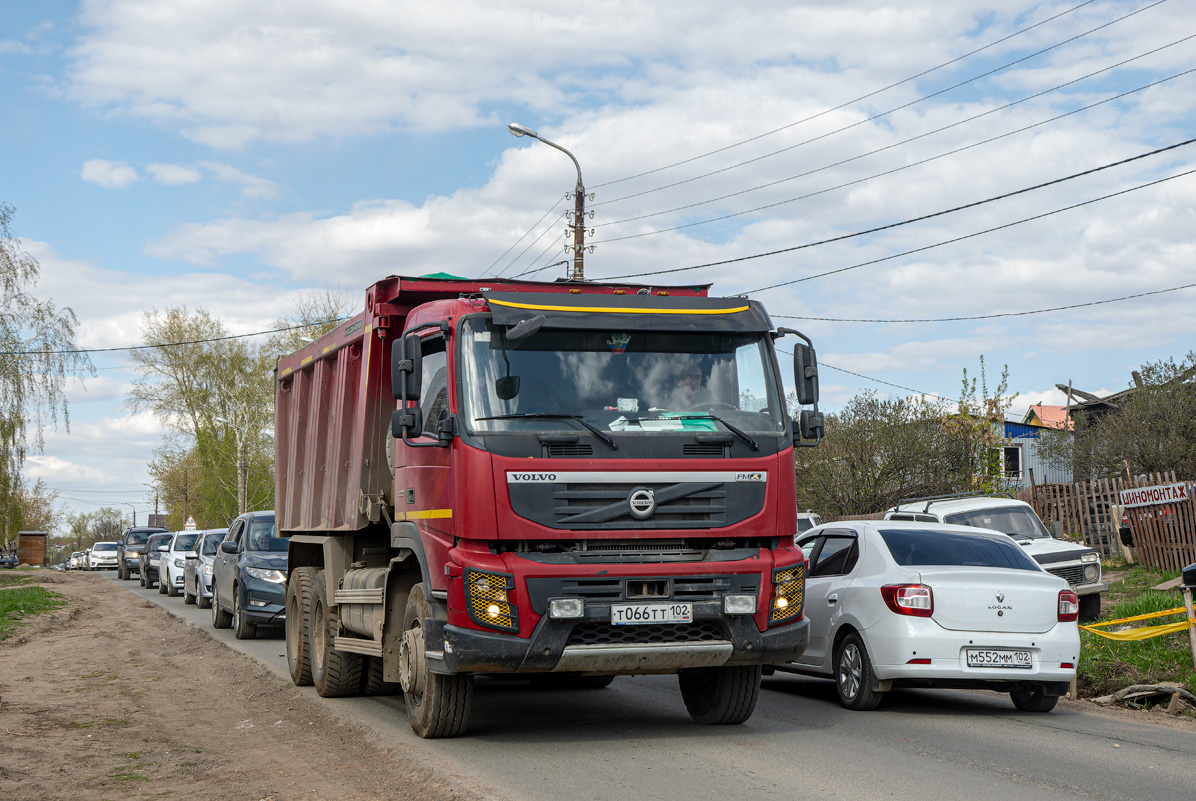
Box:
2;0;1194;528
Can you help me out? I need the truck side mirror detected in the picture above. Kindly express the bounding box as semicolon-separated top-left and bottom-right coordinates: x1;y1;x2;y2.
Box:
391;407;424;439
793;343;819;406
798;409;824;440
391;333;423;402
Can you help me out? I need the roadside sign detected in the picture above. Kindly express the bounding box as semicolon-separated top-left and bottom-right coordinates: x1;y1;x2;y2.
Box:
1120;483;1189;509
184;516;197;530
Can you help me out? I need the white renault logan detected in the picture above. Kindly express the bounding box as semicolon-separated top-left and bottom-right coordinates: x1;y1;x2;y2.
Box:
781;520;1080;713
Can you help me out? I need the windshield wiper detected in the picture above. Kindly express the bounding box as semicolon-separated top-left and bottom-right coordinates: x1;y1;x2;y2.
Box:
638;414;759;451
476;413;618;451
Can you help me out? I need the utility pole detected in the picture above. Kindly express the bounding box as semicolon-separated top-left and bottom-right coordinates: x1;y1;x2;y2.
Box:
237;434;247;516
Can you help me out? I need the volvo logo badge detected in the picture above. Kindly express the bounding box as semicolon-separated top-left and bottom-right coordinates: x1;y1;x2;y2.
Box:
628;488;656;519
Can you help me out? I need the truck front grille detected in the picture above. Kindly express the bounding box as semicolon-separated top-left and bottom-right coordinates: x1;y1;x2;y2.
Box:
566;621;724;646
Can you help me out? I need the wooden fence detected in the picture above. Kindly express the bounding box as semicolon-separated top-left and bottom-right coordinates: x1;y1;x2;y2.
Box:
1020;471;1196;572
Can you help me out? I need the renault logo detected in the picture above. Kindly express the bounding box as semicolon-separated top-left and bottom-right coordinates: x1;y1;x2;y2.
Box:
628;488;656;519
995;592;1005;603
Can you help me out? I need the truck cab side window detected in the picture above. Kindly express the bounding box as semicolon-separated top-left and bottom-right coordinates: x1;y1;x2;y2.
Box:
420;338;448;437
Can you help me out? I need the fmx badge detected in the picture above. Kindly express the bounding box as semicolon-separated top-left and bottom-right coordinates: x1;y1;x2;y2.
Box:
735;472;766;482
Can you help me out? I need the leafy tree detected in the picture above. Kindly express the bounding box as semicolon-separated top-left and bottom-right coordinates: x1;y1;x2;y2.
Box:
0;203;93;546
1040;351;1196;480
263;287;352;364
60;507;124;552
794;358;1015;516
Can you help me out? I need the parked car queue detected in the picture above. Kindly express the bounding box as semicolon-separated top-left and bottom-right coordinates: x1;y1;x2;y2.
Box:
115;511;287;642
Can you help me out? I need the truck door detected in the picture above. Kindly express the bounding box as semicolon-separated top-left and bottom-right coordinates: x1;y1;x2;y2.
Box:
394;332;454;571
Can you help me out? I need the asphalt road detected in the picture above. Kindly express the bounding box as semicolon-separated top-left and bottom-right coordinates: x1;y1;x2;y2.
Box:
106;571;1196;801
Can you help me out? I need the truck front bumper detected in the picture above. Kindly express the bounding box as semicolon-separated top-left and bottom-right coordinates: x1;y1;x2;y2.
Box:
426;607;808;676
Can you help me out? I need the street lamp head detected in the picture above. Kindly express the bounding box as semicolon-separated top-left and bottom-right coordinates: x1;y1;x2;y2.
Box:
508;122;538;139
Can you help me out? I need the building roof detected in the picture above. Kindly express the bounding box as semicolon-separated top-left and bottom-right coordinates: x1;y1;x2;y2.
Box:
1023;403;1072;430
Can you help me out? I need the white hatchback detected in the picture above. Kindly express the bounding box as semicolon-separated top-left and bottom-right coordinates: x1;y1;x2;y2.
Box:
781;520;1080;713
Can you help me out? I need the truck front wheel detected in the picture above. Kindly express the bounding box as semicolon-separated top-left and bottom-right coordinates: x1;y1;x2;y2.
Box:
400;583;472;738
310;570;362;697
286;567;318;686
678;665;761;724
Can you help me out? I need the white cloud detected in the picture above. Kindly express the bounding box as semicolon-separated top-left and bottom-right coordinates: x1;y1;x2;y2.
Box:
198;162;279;198
146;162;202;185
81;158;139;188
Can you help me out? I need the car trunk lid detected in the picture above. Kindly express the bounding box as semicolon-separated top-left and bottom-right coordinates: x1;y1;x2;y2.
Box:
918;568;1063;634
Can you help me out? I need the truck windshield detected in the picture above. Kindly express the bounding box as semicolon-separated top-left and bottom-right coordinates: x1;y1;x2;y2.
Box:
459;317;786;435
944;506;1053;540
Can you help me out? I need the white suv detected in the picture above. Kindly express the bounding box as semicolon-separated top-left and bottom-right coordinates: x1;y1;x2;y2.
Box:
885;496;1107;622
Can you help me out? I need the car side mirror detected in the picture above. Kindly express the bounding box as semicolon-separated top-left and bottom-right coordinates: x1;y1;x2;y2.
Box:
158;545;168;552
219;541;238;554
185;552;198;560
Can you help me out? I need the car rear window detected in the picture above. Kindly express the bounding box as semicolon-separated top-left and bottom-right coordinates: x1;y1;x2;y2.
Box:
878;528;1042;570
201;533;223;556
174;533;199;551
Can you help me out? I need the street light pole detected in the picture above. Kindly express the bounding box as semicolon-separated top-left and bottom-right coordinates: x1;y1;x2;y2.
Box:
121;502;136;528
143;483;159;526
508;122;590;281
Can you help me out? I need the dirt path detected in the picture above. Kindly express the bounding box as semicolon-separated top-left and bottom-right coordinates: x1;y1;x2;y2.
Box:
0;571;489;801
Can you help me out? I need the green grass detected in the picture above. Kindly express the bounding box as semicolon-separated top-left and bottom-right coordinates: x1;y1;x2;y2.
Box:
0;584;65;639
1077;587;1196;698
0;572;34;588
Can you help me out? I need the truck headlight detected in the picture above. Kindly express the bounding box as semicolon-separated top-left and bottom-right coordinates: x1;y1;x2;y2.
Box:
464;569;518;632
1083;565;1100;583
770;565;804;624
549;598;585;619
1080;552;1099;563
724;594;757;614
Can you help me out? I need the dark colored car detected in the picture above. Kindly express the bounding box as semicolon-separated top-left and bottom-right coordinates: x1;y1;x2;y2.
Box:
138;532;173;589
0;550;18;569
117;526;169;580
211;511;286;639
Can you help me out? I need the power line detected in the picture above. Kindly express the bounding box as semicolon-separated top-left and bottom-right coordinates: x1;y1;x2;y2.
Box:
746;165;1196;294
773;281;1196;323
486;198;567;278
592;0;1106;190
778;345;949;400
2;318;351;358
590;0;1170;205
591;51;1196;242
594;138;1196;283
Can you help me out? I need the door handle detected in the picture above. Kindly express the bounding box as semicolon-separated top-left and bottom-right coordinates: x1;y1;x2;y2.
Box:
827;593;838;605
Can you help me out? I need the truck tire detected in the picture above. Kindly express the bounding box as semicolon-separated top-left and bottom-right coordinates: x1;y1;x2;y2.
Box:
1010;687;1059;713
310;570;362;697
678;665;761;724
1078;593;1101;624
401;583;472;738
835;633;884;711
211;584;232;629
360;656;402;696
232;584;257;640
286;567;317;686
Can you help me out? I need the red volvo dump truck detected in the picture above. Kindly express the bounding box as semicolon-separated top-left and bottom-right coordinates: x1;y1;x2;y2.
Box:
276;274;824;737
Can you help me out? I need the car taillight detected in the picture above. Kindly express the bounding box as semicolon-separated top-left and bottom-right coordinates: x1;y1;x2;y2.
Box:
881;584;933;617
1058;590;1079;622
1121;513;1130;525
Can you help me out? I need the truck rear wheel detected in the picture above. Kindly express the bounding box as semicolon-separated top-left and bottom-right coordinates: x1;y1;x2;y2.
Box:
678;665;761;725
310;570;362;697
360;656;402;696
400;583;472;738
286;567;317;686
